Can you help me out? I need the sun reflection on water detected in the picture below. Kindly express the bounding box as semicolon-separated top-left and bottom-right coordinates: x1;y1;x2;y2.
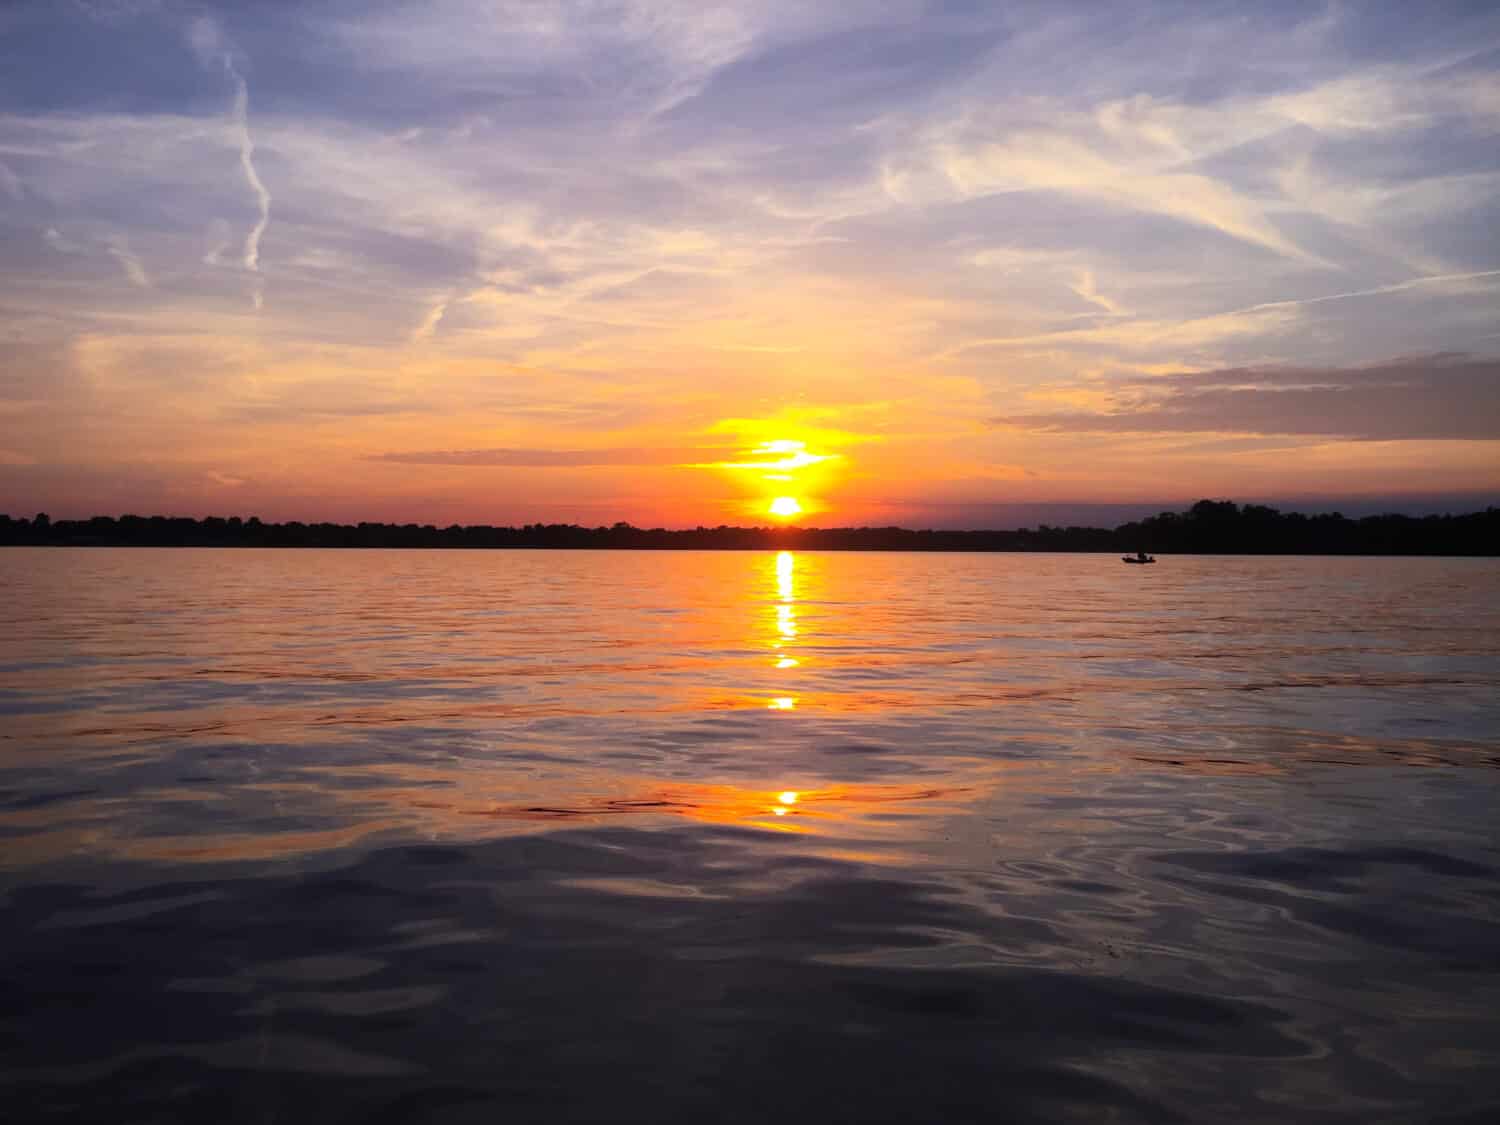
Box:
767;550;803;708
775;550;794;599
87;776;981;862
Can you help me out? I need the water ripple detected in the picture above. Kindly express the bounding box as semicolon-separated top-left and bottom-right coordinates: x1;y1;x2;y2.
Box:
1;549;1498;1121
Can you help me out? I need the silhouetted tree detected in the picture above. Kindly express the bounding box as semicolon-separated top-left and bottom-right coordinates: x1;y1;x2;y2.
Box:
1;504;1495;554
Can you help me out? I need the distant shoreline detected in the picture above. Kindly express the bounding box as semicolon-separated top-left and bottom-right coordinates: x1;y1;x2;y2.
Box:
3;501;1497;555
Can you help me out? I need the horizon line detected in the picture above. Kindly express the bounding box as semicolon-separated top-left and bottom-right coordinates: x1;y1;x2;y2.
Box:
5;499;1499;539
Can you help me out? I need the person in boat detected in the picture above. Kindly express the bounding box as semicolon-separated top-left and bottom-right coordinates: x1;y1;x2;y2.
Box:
1135;550;1150;562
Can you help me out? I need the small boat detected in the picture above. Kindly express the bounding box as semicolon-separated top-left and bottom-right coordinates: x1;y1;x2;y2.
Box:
1122;555;1156;564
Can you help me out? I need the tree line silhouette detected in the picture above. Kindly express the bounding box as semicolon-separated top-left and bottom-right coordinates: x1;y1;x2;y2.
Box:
1;501;1496;554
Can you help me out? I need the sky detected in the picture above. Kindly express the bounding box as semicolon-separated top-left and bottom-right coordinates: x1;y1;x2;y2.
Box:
1;0;1498;528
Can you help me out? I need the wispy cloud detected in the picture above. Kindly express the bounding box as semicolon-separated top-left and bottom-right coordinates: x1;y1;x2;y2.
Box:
1069;268;1125;316
202;218;232;265
42;227;83;255
410;297;449;344
368;446;729;467
2;1;1498;521
0;159;21;200
941;270;1500;363
939;306;1297;361
940;132;1323;265
1237;271;1500;316
189;15;270;308
997;355;1500;441
228;62;270;310
227;58;270;280
105;234;150;287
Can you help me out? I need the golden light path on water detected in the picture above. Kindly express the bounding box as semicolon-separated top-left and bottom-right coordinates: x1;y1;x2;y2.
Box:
768;550;799;718
0;547;1014;864
5;549;1497;871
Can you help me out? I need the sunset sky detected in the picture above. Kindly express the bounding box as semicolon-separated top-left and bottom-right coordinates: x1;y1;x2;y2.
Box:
2;0;1498;527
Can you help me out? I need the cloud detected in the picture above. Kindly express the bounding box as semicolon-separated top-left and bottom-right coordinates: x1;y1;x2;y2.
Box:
2;1;1498;523
942;268;1500;363
703;439;838;473
42;227;83;254
185;14;225;71
997;354;1500;441
1068;268;1124;316
941;132;1322;264
367;446;729;467
410;297;449;344
202;217;232;265
188;14;270;307
942;306;1298;360
105;234;150;287
75;1;164;24
1236;270;1500;316
227;58;270;279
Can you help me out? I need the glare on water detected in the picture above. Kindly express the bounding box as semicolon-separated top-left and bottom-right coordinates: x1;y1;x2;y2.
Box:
2;548;1499;1122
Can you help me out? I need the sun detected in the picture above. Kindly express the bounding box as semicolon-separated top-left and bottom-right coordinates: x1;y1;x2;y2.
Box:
768;496;802;519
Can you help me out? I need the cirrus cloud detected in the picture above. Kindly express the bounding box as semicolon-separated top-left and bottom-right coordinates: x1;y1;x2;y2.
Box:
996;354;1500;441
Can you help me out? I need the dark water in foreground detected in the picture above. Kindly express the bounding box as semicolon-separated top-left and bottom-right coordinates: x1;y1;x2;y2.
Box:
2;549;1499;1123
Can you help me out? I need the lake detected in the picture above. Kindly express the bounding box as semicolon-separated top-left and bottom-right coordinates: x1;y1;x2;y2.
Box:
2;548;1498;1123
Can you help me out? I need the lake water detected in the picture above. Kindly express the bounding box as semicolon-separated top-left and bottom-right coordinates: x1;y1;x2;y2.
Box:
2;548;1499;1123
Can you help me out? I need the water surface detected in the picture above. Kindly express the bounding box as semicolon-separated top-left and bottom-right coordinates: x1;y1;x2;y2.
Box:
2;549;1499;1122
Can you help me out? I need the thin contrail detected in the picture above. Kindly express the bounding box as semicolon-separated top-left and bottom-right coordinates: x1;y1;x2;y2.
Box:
937;268;1500;360
226;56;271;284
1239;269;1500;315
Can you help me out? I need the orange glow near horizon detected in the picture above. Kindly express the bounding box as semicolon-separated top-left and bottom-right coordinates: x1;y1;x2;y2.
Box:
697;421;856;525
11;5;1500;530
714;439;837;477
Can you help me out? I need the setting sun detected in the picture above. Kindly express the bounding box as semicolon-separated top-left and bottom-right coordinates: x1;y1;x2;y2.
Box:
769;497;802;519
